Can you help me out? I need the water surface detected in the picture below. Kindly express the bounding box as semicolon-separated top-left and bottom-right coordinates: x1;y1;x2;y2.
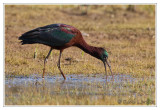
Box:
5;73;155;105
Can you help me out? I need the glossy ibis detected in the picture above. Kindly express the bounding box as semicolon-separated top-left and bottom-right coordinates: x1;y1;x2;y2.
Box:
19;23;113;80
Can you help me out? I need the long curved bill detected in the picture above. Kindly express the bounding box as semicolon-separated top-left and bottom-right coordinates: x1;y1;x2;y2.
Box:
104;58;114;80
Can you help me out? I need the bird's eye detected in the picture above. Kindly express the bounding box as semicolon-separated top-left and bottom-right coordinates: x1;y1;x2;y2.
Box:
104;55;108;59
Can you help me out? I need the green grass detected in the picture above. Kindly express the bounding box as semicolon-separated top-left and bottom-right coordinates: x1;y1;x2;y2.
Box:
5;5;155;105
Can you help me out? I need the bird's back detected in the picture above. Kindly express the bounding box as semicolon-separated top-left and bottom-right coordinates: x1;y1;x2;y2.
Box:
19;24;81;48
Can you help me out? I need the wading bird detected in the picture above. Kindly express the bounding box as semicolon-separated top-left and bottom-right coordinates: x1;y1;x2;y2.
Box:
19;23;113;80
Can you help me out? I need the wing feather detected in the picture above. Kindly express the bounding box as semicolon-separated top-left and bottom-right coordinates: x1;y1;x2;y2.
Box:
38;24;76;47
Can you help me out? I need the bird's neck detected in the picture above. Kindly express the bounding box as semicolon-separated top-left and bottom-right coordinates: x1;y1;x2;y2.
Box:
76;39;101;59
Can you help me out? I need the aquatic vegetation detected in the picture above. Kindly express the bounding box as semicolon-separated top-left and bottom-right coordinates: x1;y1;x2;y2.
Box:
5;74;155;105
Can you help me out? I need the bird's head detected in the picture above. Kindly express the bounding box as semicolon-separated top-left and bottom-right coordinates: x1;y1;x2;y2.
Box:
99;48;113;78
100;49;108;62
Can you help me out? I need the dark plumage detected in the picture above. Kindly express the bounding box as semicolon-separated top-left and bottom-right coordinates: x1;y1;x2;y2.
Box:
19;24;76;47
19;23;113;80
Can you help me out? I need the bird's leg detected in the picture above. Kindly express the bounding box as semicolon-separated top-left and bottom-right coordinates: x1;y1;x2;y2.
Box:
42;48;53;78
57;50;66;80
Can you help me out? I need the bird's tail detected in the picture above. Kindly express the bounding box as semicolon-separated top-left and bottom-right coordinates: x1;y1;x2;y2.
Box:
18;29;40;45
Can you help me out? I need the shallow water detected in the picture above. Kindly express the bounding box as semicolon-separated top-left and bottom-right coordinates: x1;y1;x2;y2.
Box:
5;74;136;88
5;73;155;105
5;74;143;94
